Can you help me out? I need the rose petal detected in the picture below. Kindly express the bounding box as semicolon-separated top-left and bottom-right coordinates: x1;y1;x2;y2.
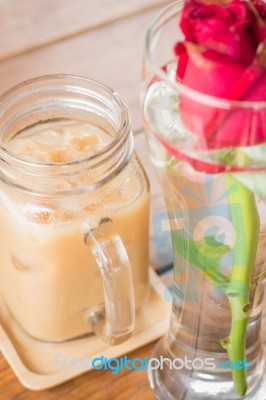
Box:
174;43;189;80
180;0;257;65
179;51;266;148
248;0;266;42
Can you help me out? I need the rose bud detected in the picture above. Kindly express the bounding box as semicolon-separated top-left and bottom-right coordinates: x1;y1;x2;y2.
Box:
176;0;266;149
179;0;256;65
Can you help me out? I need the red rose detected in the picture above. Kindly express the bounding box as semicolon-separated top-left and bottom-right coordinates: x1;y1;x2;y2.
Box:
179;0;256;65
176;0;266;149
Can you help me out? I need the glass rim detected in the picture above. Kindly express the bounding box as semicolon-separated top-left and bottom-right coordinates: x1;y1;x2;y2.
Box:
145;0;266;110
0;74;131;170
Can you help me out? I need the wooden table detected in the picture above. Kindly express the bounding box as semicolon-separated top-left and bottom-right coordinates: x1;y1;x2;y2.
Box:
0;1;171;399
1;1;266;400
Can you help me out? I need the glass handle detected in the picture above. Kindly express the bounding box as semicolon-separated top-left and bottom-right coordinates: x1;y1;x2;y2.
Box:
84;219;135;345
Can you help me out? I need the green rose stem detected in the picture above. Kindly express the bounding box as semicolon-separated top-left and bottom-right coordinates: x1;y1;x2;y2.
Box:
168;164;259;397
220;174;260;397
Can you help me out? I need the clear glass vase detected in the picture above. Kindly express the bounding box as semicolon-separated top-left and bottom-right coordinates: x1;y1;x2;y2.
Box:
142;1;266;399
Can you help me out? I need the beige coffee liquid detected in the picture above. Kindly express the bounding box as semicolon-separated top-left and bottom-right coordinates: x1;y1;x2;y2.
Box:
0;122;150;342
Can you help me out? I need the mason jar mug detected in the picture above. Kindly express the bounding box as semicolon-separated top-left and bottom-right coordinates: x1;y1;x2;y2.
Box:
0;75;150;346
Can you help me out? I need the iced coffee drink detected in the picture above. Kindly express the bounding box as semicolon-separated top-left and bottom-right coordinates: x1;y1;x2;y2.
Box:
0;120;150;342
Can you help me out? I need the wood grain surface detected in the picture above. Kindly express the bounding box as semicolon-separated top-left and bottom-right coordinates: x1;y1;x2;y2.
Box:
0;7;166;132
0;1;264;399
0;0;169;60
